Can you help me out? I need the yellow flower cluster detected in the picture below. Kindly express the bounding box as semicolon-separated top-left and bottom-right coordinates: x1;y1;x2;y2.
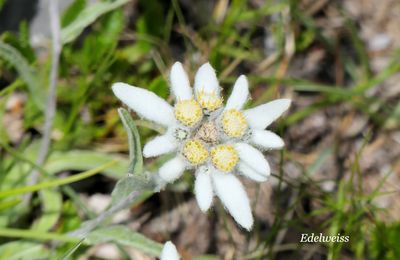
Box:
174;91;248;173
174;99;203;126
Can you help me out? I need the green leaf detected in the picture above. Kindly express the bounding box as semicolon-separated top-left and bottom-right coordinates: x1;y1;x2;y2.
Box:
0;228;79;243
0;0;5;11
236;2;286;22
0;241;49;260
370;222;400;259
32;189;62;232
0;144;128;196
0;41;45;110
86;225;163;256
61;0;129;44
45;150;129;179
117;43;150;64
61;0;87;27
60;238;85;260
110;175;154;208
0;147;127;226
118;108;143;175
0;160;117;199
0;199;20;211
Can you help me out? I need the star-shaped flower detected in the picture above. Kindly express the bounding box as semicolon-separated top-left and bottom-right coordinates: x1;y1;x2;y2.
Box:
112;62;290;230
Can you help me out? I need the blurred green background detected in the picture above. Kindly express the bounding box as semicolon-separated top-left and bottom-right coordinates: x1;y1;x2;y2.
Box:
0;0;399;259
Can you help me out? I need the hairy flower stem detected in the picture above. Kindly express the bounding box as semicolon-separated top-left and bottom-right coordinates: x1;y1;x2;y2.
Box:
24;0;61;204
67;190;142;238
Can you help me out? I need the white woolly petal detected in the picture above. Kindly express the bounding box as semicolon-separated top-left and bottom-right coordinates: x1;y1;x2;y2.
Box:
194;62;220;94
234;143;271;177
225;75;249;110
237;162;268;182
170;62;192;100
212;171;253;230
243;99;291;129
112;82;175;127
160;241;180;260
250;129;285;150
194;166;214;212
143;134;177;158
159;156;186;183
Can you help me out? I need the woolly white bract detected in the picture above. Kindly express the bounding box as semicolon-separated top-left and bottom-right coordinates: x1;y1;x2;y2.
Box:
112;62;290;230
160;241;180;260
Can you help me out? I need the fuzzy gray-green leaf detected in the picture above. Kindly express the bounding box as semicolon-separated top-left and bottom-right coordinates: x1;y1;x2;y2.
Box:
86;225;163;256
110;175;154;208
117;108;143;175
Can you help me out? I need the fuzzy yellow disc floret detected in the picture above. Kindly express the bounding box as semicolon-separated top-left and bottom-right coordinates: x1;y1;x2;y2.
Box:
210;144;239;172
174;99;203;126
183;139;209;165
221;109;248;138
196;90;223;111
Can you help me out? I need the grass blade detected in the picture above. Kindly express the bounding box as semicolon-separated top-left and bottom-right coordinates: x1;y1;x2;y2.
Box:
60;238;85;260
0;160;117;198
61;0;129;44
0;41;45;110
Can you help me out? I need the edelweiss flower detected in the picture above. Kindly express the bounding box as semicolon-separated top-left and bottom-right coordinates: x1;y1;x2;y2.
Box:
160;241;180;260
112;62;290;230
